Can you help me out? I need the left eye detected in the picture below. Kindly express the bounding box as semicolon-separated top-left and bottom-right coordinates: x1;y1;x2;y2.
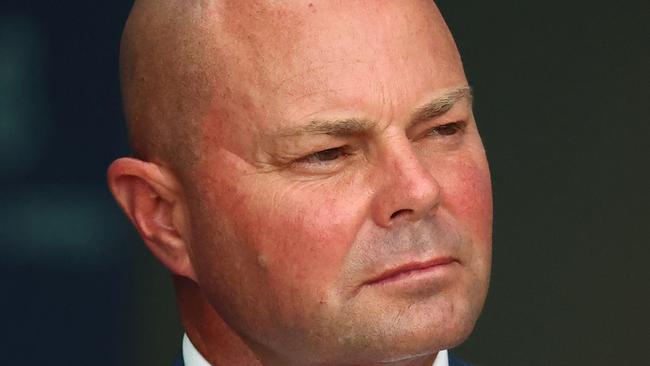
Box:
297;147;347;164
429;122;464;136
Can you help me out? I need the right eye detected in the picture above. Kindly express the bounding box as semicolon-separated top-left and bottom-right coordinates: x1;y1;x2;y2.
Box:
296;147;348;165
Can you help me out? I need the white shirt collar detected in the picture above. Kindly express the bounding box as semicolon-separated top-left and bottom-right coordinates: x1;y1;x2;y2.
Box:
183;333;449;366
432;349;449;366
183;334;211;366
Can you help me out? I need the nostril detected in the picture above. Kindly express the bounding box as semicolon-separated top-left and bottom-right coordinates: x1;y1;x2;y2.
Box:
390;209;412;219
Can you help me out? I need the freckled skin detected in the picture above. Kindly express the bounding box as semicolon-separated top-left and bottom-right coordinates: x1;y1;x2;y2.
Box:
153;1;491;365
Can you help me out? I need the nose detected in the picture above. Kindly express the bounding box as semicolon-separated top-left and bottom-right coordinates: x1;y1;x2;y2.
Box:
370;140;440;228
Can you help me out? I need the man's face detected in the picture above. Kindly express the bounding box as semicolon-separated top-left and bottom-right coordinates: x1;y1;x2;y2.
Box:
184;1;492;364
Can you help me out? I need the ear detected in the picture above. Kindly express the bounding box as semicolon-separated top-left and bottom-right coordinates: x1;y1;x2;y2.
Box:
107;157;197;280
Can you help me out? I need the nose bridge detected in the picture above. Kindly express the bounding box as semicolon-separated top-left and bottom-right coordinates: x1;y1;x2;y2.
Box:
371;135;440;227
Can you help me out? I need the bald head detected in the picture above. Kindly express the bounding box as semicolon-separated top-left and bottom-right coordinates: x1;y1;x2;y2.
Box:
120;0;462;174
120;0;221;170
120;0;290;171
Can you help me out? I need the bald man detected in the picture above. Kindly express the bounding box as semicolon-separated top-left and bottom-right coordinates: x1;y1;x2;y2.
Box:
108;1;492;365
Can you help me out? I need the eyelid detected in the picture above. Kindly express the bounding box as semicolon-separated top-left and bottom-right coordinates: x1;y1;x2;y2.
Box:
291;145;352;169
296;147;348;164
437;120;466;132
417;120;467;139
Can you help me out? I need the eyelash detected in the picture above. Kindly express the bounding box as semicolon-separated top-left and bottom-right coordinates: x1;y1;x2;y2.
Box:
295;147;350;165
424;121;466;138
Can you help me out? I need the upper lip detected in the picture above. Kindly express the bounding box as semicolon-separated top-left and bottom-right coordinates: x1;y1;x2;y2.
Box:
364;256;458;285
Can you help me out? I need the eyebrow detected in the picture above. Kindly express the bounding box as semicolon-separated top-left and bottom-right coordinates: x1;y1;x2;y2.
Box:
276;86;472;138
408;86;472;128
277;117;375;138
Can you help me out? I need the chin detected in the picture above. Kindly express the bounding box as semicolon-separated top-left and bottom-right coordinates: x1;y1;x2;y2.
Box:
382;301;480;359
299;295;482;365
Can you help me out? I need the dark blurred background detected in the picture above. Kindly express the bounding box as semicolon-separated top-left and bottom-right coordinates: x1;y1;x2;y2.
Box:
0;0;647;365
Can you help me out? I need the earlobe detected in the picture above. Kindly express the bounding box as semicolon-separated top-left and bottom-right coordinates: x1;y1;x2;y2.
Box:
107;157;197;280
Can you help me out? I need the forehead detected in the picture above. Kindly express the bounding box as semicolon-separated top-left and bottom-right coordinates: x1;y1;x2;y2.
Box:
202;1;466;147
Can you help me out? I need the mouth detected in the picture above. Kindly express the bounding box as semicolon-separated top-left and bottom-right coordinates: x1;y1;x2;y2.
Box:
364;256;459;286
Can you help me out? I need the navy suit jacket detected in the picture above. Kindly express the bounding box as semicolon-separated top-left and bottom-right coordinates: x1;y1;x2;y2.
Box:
173;351;473;366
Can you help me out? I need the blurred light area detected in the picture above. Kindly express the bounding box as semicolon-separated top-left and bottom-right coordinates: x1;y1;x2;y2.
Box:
0;14;125;269
0;4;157;365
0;186;126;267
0;15;52;177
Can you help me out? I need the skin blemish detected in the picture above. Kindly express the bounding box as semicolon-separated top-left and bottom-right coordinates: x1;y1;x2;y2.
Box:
258;254;268;269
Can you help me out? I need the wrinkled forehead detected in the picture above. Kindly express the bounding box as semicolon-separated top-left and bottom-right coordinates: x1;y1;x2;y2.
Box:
200;0;465;143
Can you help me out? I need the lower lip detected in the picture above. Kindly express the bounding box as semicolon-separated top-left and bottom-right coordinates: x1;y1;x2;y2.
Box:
366;261;459;292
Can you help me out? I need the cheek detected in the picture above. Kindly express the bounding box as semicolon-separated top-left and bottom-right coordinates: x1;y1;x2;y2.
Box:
435;153;493;308
437;154;493;244
249;193;356;279
231;180;373;324
206;164;370;297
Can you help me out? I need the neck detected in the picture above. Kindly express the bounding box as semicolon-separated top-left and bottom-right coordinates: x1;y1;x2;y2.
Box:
175;276;263;366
